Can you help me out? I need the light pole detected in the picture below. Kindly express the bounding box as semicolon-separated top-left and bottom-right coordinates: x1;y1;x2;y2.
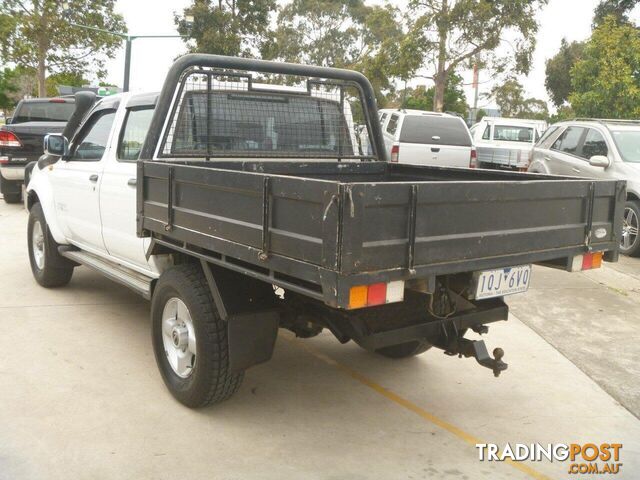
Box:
62;5;192;92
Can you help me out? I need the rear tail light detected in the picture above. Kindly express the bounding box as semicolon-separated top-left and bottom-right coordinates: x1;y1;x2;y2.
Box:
390;144;399;163
349;280;405;309
469;148;477;168
0;156;9;164
570;252;604;271
0;130;22;147
49;98;66;103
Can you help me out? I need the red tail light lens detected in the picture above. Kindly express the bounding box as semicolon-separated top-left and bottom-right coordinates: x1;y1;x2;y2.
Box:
0;130;22;147
49;98;66;103
390;144;399;163
469;148;477;168
367;283;387;306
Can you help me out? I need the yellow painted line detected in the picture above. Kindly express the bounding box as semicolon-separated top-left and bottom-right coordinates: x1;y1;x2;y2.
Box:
288;337;552;480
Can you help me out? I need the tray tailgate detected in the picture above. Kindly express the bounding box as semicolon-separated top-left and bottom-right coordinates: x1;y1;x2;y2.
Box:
342;179;622;273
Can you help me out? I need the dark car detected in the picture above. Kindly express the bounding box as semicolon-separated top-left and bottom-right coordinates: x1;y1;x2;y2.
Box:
0;97;75;203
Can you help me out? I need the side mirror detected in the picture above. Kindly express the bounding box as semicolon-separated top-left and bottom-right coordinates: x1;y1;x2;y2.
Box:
589;155;610;168
5;117;12;125
43;133;69;158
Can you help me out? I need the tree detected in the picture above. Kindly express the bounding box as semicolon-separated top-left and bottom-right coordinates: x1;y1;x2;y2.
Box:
45;71;88;97
175;0;276;57
490;78;549;120
404;0;548;112
262;0;409;104
0;0;126;97
593;0;639;27
475;108;487;121
570;16;640;118
0;67;18;115
395;73;468;117
544;39;585;108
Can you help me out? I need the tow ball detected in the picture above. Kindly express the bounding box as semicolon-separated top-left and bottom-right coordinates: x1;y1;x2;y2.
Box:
443;338;508;377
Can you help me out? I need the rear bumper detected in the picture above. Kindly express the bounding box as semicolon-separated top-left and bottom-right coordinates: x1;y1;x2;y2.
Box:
0;165;26;181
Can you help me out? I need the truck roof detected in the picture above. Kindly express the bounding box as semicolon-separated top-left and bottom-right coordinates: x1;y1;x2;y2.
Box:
378;108;461;119
479;117;547;127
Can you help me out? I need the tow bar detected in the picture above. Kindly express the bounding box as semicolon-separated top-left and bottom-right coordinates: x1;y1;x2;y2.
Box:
443;338;508;377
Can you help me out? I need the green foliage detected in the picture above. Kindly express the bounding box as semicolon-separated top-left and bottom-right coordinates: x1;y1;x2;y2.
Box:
404;0;548;111
0;0;126;97
262;0;408;104
475;108;487;122
45;71;88;97
490;78;549;120
569;16;640;118
593;0;639;27
548;105;575;124
545;39;585;108
395;74;468;117
176;0;276;57
0;67;18;113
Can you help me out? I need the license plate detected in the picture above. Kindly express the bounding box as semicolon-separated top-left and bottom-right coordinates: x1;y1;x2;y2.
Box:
474;264;532;300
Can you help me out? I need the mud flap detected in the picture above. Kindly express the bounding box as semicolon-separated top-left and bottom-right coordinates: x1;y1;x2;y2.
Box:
200;260;280;373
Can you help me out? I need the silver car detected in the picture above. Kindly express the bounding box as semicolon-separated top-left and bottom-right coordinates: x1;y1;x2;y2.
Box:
529;119;640;255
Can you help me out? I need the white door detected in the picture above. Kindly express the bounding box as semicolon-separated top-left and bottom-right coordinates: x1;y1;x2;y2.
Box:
50;110;117;254
100;107;155;270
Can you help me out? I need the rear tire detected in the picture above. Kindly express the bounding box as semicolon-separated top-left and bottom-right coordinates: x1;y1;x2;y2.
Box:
151;264;244;408
374;341;432;359
27;202;74;287
3;192;21;204
621;200;640;257
1;176;22;203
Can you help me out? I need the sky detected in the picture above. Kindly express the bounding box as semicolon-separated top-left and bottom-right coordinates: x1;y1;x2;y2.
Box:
102;0;640;110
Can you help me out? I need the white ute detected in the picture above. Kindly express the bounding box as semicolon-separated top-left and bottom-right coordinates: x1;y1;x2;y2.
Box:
27;93;160;289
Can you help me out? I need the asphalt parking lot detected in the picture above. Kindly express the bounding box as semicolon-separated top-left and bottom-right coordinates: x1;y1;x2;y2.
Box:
1;199;639;480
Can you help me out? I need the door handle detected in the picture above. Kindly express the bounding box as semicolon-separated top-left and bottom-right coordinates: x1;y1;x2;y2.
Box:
89;174;99;182
431;148;440;153
127;178;137;187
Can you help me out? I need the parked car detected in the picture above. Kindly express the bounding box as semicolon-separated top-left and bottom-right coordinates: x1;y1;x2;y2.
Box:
378;109;476;168
26;55;622;408
529;118;640;256
470;117;547;171
0;97;75;203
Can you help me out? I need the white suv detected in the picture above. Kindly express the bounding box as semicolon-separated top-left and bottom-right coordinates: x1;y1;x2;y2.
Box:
378;109;475;168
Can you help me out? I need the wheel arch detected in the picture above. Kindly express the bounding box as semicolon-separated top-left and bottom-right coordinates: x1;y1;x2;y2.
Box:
26;172;67;244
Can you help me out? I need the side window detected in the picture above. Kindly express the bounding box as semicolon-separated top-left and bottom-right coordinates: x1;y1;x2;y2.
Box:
551;127;585;155
386;114;399;135
379;112;388;126
482;125;491;140
118;108;155;161
581;129;608;159
70;111;116;161
538;126;560;148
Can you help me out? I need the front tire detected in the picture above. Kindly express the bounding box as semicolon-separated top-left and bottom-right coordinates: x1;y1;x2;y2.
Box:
151;264;244;408
374;341;432;359
27;202;74;287
621;200;640;257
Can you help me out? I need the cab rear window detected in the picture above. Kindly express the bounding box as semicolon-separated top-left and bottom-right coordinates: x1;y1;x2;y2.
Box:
399;116;471;146
12;101;75;124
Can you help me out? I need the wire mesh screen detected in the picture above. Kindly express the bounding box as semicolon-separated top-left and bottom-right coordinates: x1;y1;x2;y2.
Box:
159;68;375;160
